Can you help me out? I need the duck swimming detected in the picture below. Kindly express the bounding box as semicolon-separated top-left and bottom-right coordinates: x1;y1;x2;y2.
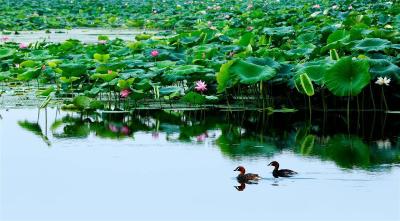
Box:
234;166;261;183
268;161;297;178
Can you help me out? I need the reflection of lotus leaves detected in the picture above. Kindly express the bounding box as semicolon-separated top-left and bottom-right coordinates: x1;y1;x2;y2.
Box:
324;135;370;168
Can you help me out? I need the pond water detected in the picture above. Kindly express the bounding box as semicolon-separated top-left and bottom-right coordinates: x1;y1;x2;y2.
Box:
2;28;160;43
1;108;399;221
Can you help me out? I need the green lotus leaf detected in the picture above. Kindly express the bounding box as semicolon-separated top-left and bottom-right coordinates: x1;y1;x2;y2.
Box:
295;73;314;96
353;38;391;52
230;59;276;84
327;30;350;44
0;48;15;59
167;65;213;75
159;86;182;95
59;63;87;77
17;68;40;81
20;60;39;68
181;92;206;105
73;95;104;110
324;57;370;96
263;26;294;37
90;72;118;82
94;53;110;63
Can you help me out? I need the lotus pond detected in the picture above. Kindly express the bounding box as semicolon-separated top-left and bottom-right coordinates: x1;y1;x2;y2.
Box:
0;108;399;220
0;0;399;220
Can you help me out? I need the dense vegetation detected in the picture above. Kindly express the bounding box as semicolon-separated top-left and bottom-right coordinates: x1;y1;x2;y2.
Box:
0;0;399;111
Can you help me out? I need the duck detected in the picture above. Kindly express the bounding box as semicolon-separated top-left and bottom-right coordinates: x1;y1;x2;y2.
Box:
234;166;261;183
268;161;297;178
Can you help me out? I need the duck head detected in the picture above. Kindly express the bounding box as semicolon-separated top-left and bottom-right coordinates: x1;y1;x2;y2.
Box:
234;166;246;174
268;161;279;168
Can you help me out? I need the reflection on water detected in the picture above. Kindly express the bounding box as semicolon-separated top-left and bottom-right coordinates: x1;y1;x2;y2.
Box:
13;108;400;170
1;108;399;221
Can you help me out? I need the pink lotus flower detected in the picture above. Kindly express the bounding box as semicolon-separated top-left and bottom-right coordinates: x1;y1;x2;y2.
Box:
15;64;20;68
120;89;131;98
121;126;130;135
1;36;9;41
109;124;119;132
312;4;321;9
98;40;107;44
108;70;113;74
348;5;353;10
247;26;254;31
19;43;28;49
196;132;208;142
151;50;159;57
195;80;207;92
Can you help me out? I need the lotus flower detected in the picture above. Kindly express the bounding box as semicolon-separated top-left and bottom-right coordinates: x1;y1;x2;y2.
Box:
196;132;208;142
1;36;9;41
98;40;107;44
312;4;321;9
120;89;131;98
121;126;130;135
19;43;28;49
247;26;254;31
375;77;391;86
15;64;20;68
41;65;46;71
348;5;353;10
332;5;339;10
109;124;118;132
151;50;159;57
195;80;207;92
108;70;113;74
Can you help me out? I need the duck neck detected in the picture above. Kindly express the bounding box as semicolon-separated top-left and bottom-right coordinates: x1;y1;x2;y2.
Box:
273;165;279;171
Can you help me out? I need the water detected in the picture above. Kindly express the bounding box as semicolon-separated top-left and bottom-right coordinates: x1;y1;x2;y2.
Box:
1;29;160;43
1;108;399;221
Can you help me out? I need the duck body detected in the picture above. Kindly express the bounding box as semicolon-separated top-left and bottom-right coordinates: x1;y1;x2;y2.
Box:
234;166;261;183
268;161;297;178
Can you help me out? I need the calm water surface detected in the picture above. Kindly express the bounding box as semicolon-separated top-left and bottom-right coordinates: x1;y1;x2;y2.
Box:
1;108;399;221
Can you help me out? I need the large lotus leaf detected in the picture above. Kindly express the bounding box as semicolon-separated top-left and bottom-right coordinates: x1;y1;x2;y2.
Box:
20;60;39;68
327;30;350;44
17;68;41;81
353;38;391;52
263;26;294;37
159;86;182;95
0;48;15;59
59;63;87;77
237;32;254;47
181;92;206;105
167;65;213;75
73;95;104;110
230;59;276;84
246;57;281;69
296;60;332;85
324;57;370;96
216;60;236;93
90;72;118;82
368;59;400;82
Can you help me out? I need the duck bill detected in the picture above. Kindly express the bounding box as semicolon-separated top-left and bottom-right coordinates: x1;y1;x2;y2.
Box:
267;162;272;166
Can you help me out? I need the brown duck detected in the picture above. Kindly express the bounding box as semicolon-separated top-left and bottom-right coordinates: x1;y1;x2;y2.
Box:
234;166;261;183
268;161;297;178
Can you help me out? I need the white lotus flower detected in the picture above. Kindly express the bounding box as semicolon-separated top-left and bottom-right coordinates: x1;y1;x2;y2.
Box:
375;76;391;86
